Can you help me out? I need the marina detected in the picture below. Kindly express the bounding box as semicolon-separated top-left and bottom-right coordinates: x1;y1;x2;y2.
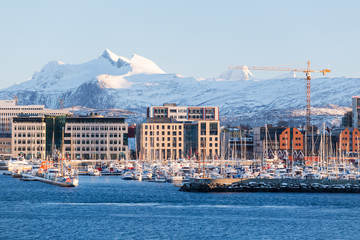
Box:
3;155;360;192
1;170;360;240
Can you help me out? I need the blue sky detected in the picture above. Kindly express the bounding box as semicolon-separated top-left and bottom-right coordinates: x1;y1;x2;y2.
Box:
0;0;359;88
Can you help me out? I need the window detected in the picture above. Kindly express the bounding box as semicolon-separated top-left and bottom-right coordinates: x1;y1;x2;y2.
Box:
201;123;206;135
209;122;218;135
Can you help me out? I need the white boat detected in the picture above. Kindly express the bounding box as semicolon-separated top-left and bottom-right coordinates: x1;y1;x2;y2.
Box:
122;171;134;180
154;174;166;183
88;166;101;176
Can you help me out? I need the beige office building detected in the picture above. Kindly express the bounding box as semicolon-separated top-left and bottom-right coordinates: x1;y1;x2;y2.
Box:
197;120;220;159
137;118;220;160
11;117;46;159
137;119;184;161
64;115;129;160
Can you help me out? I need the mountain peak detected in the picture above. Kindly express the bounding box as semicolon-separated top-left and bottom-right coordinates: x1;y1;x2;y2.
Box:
101;49;130;68
217;65;254;81
129;54;165;74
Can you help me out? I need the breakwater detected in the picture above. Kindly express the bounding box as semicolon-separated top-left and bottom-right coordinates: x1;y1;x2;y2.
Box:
180;178;360;193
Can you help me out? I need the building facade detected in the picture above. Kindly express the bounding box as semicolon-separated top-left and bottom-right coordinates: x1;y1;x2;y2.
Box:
137;119;221;160
197;120;220;159
0;100;69;134
253;125;286;159
352;96;360;128
279;127;304;151
147;103;219;121
64;115;129;160
0;133;11;155
137;118;184;161
11;117;46;159
337;127;360;153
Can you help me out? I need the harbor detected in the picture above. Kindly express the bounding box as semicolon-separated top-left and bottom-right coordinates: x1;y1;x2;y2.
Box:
3;155;360;193
1;170;360;240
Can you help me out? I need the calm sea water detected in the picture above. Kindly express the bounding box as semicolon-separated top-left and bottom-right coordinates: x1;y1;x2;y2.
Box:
1;171;360;240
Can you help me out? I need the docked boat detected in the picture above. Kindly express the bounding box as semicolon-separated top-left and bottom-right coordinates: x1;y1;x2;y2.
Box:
154;174;166;183
88;166;101;176
122;171;134;180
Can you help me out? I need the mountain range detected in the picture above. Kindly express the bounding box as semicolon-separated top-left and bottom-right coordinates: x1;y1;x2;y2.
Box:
0;49;357;127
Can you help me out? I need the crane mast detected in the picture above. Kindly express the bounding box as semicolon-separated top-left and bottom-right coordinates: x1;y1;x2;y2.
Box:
229;61;330;130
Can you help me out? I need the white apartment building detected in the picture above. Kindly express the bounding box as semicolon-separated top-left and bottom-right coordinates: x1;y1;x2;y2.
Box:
64;115;129;160
0;100;69;133
147;103;219;121
11;117;46;159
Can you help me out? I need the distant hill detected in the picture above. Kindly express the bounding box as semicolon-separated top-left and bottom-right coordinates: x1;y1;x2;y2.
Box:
0;49;357;127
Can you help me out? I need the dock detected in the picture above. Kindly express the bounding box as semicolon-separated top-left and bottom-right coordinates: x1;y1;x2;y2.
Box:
180;178;360;193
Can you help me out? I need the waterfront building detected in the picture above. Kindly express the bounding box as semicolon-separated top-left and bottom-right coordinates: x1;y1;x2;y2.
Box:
137;118;220;161
147;103;219;121
253;125;286;159
279;127;304;151
11;117;46;159
139;103;221;160
0;100;69;134
137;118;184;160
334;127;360;153
63;114;129;160
0;133;11;155
222;127;253;159
197;120;220;159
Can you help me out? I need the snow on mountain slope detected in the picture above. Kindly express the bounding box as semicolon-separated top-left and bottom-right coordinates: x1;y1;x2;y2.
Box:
217;66;254;81
0;49;358;127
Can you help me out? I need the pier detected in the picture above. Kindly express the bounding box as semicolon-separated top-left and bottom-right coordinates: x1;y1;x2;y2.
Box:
180;178;360;193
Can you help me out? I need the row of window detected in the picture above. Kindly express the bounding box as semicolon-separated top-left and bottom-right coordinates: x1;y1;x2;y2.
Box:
145;125;182;130
343;131;359;135
64;147;126;152
145;137;182;142
14;133;45;138
14;147;44;151
68;133;124;138
282;137;301;140
14;140;44;144
145;143;182;148
200;143;218;147
200;137;218;142
68;126;126;131
145;131;182;136
0;108;43;111
281;143;302;146
67;140;123;145
14;126;45;130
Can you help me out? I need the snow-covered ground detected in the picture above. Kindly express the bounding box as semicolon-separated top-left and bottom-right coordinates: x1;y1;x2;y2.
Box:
0;49;358;127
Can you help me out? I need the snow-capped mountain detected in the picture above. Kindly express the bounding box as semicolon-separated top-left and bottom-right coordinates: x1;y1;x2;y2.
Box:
0;49;357;127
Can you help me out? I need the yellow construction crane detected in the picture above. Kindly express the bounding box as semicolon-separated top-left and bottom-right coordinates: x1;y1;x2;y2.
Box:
229;61;330;130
